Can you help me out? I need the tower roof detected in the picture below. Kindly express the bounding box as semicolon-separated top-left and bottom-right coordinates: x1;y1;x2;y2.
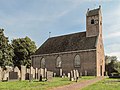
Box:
87;7;100;16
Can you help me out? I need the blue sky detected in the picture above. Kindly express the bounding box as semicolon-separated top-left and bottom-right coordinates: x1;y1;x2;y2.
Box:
0;0;120;60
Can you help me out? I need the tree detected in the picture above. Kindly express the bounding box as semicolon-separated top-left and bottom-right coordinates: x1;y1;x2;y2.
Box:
12;36;37;68
0;29;14;67
105;55;119;75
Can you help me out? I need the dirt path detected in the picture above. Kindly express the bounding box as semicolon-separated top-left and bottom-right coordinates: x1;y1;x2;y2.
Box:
49;76;105;90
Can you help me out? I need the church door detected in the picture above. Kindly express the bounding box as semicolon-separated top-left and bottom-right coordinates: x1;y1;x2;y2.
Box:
100;65;102;76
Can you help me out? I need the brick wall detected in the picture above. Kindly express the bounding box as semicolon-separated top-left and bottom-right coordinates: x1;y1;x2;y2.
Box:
32;50;97;76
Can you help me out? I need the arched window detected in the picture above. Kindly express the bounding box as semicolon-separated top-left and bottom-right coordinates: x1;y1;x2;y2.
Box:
91;19;94;24
74;55;80;67
41;58;45;68
56;56;62;68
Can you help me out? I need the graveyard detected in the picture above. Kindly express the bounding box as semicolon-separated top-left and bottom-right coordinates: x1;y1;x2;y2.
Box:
0;76;95;90
0;65;120;90
0;65;97;90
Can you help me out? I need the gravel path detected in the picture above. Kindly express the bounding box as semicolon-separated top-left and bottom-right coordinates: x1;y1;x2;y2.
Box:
49;76;104;90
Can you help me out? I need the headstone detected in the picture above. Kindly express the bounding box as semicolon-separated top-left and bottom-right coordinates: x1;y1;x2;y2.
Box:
0;67;2;81
38;69;41;80
53;73;56;77
35;68;38;79
30;66;34;79
30;66;34;81
68;73;70;78
9;71;18;80
60;69;62;77
39;74;42;81
2;70;9;81
76;70;79;78
85;70;87;76
41;68;44;78
70;71;74;81
45;68;47;78
73;70;77;81
26;68;30;73
47;71;53;80
6;66;13;72
32;67;35;79
21;65;26;80
14;67;20;79
80;72;82;76
75;70;79;82
25;68;30;80
62;73;66;78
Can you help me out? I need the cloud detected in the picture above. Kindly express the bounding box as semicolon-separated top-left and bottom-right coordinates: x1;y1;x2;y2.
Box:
102;2;120;61
106;44;120;52
104;30;120;39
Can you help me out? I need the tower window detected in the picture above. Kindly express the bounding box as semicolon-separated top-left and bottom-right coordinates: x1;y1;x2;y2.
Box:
91;19;94;24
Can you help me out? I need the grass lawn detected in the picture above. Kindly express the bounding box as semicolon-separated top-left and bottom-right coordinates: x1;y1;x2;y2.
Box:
0;76;95;90
82;77;120;90
80;76;96;81
0;77;72;90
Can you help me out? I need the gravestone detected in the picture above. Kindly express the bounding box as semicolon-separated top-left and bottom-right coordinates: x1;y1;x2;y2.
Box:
76;70;79;78
38;69;41;80
62;73;66;78
53;73;56;77
45;68;47;78
31;67;35;79
21;65;26;80
14;67;20;79
30;66;34;79
41;68;44;78
29;67;34;81
35;68;38;79
0;67;2;81
47;71;53;80
6;66;13;72
60;69;62;77
75;70;79;82
9;71;18;80
2;70;9;81
39;74;42;81
33;68;35;79
73;70;77;81
70;71;74;81
85;70;87;76
68;73;70;78
25;68;30;80
80;72;82;77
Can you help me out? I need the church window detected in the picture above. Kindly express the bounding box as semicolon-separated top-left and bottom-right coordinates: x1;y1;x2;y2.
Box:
91;19;94;24
56;56;62;68
41;58;45;68
74;55;80;67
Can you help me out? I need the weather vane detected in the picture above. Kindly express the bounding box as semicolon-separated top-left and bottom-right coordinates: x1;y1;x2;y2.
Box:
49;32;51;38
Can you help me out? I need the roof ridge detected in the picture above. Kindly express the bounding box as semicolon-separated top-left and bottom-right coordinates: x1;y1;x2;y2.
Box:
49;31;86;39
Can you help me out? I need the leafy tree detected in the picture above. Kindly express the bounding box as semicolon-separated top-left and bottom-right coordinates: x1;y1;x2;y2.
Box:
12;36;37;68
0;29;14;67
105;55;119;75
114;62;120;73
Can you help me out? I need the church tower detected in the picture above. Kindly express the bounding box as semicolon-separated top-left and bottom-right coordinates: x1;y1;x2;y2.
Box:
86;6;102;37
86;6;105;76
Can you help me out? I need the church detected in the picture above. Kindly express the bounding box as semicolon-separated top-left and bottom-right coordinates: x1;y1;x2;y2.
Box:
31;6;105;76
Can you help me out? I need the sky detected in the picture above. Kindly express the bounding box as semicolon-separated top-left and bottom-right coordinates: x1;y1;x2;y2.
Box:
0;0;120;60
